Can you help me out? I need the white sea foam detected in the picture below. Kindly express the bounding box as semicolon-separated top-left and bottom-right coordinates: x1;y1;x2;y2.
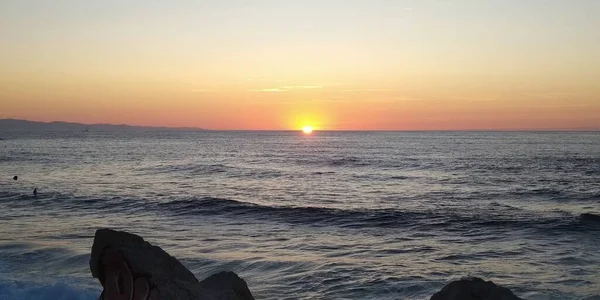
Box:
0;280;99;300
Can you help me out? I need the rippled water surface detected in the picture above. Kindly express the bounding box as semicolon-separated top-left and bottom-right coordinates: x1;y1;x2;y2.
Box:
1;131;600;299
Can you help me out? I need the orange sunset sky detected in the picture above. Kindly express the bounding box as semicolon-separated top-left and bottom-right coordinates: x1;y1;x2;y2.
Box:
1;1;599;130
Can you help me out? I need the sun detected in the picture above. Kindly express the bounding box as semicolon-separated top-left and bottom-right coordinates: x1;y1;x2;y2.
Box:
302;126;314;134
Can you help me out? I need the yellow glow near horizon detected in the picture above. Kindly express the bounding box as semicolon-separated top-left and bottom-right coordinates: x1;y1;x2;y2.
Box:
302;126;314;134
1;2;599;130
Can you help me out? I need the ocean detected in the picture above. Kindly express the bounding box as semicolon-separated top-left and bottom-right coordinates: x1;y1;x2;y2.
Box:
1;131;599;300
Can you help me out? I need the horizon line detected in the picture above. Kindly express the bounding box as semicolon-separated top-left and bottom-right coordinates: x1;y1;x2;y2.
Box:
1;118;599;132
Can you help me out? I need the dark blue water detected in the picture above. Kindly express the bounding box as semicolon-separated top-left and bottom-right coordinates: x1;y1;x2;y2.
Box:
1;131;599;299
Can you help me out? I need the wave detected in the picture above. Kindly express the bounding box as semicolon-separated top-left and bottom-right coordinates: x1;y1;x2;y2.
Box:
580;213;600;223
583;193;600;201
294;156;373;168
156;198;599;233
2;190;598;233
140;163;231;175
138;163;287;180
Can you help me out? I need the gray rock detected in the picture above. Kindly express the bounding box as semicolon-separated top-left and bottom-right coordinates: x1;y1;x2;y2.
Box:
430;277;524;300
90;228;254;300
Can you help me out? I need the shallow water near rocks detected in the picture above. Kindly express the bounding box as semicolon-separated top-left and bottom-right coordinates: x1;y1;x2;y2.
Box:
1;131;600;299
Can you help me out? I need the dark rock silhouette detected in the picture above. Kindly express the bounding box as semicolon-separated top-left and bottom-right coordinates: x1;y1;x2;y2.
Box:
13;176;18;180
91;229;525;300
90;229;254;300
430;277;524;300
0;118;205;132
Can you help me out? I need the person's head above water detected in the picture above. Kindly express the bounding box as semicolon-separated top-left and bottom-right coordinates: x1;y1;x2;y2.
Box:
13;176;18;180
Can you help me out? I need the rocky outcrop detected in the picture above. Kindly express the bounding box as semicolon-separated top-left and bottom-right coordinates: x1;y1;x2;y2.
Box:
430;277;524;300
91;229;525;300
90;228;254;300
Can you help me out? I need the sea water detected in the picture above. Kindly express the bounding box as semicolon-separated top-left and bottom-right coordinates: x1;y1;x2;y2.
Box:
1;131;599;299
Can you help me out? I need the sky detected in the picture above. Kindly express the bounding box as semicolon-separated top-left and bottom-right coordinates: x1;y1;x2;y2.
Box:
1;0;599;130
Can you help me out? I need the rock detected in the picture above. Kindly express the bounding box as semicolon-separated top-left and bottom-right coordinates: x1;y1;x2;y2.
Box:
90;229;255;300
199;272;255;300
430;277;524;300
92;230;528;300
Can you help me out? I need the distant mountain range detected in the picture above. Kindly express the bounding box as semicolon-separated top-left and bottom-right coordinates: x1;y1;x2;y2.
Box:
0;119;205;132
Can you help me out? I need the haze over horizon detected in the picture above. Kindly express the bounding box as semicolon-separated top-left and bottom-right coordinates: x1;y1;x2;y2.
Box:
1;118;599;132
1;1;599;130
